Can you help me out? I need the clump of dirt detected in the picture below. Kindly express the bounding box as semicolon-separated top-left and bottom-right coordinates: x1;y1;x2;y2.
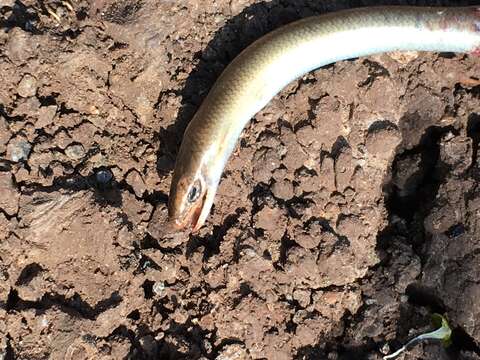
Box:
0;0;479;359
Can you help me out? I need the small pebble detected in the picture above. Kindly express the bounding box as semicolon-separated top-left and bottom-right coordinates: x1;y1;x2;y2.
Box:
6;137;31;162
17;74;37;97
365;298;376;305
126;169;147;197
214;14;225;23
203;339;212;353
380;343;391;355
7;28;33;63
152;281;166;297
64;144;85;160
36;105;57;128
40;316;48;327
95;168;113;184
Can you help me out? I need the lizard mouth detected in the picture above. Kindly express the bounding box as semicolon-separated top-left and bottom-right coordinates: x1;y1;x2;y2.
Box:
171;190;207;232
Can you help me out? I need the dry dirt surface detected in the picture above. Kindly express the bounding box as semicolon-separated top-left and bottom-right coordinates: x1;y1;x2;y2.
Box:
1;0;480;359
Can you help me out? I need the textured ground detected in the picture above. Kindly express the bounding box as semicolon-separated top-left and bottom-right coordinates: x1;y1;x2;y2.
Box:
0;0;480;359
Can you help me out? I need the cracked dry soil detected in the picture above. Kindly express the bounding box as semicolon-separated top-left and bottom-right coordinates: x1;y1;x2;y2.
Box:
1;0;480;359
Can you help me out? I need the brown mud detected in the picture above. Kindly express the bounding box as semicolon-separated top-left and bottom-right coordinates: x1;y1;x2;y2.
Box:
0;0;480;359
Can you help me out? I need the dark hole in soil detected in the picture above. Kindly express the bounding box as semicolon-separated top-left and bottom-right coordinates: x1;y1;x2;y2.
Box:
139;234;161;250
142;279;155;299
467;113;480;176
15;263;43;286
239;282;251;296
127;309;140;320
445;223;466;239
4;334;14;360
6;288;19;311
285;319;297;334
387;125;452;222
405;284;446;314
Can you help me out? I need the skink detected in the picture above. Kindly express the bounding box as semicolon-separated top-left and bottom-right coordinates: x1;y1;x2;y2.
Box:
168;6;480;231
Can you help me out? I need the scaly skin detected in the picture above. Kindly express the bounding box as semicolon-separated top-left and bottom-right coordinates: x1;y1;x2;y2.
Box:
168;6;480;231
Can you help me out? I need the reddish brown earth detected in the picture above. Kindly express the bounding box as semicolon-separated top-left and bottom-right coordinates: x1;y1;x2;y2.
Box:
1;0;480;359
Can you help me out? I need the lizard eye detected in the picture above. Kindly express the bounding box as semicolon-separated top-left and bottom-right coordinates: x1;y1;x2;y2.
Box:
187;181;201;203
